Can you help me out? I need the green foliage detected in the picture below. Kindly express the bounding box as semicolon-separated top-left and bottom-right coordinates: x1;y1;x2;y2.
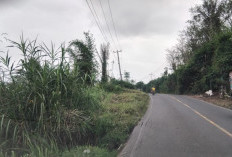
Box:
100;83;123;93
124;71;130;81
135;81;145;90
213;33;232;78
110;78;135;89
100;77;137;93
67;32;97;86
148;0;232;95
189;0;229;42
0;34;149;156
95;90;149;150
0;35;101;156
144;31;232;94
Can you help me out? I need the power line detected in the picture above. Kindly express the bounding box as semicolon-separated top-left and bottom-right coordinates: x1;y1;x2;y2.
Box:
98;0;117;50
89;0;110;43
86;0;122;80
138;62;167;81
85;0;108;43
107;0;122;50
90;0;109;43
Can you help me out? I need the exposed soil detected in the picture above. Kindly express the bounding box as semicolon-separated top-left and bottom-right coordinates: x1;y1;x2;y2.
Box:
191;94;232;110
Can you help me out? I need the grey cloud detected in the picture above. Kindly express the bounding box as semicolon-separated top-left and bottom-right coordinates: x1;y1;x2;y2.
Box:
31;0;82;13
99;0;197;37
0;0;202;82
0;0;17;3
0;0;25;8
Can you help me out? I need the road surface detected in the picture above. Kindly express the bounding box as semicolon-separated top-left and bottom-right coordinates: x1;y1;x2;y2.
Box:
119;94;232;157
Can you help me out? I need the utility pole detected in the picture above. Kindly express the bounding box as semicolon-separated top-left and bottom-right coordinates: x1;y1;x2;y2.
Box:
114;50;122;81
111;60;114;78
149;73;153;80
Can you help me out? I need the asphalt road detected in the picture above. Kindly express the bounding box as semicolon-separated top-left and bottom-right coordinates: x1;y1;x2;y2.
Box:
119;94;232;157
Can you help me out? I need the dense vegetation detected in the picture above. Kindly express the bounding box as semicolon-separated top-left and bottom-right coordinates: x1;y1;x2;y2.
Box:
140;0;232;95
0;33;148;156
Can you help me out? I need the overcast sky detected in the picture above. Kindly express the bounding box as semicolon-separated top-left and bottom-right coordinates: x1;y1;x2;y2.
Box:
0;0;202;83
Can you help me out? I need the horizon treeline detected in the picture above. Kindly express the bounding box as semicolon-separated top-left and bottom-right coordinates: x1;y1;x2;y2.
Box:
138;0;232;94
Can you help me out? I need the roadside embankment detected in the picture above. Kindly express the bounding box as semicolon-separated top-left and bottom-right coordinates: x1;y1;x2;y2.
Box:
61;89;150;157
190;95;232;110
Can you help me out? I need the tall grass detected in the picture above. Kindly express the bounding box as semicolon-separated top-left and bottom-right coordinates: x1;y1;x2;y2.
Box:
0;35;101;156
0;35;149;157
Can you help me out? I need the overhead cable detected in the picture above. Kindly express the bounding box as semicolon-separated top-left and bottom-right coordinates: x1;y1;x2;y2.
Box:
107;0;122;50
98;0;117;50
85;0;109;43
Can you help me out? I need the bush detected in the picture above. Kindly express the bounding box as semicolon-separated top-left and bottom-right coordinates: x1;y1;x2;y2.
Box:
0;35;149;156
100;83;123;93
0;36;101;155
110;79;135;89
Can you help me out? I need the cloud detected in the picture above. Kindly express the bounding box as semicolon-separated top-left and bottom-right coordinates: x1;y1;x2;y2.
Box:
0;0;91;41
99;0;201;38
0;0;17;3
0;0;26;8
0;0;202;82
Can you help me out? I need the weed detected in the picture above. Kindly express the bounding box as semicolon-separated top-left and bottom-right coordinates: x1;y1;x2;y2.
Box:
0;35;100;156
0;35;149;156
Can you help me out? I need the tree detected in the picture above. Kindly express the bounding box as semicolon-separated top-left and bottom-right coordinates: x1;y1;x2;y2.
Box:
156;0;232;95
163;67;168;76
100;43;110;83
67;32;97;85
166;49;177;71
124;71;130;81
136;81;144;90
188;0;231;43
167;0;232;70
224;0;232;27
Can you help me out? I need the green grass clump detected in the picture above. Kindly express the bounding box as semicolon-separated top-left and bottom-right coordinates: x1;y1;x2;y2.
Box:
0;35;101;156
95;89;149;150
100;83;123;93
0;35;149;156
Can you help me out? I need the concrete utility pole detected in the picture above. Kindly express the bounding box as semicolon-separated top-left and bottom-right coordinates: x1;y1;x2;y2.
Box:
111;60;114;78
149;73;153;80
114;50;122;81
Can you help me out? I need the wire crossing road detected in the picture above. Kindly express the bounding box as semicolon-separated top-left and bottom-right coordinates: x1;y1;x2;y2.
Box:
119;94;232;157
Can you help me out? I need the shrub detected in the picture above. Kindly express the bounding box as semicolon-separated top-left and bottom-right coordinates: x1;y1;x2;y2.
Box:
100;83;123;93
110;79;135;89
0;35;101;155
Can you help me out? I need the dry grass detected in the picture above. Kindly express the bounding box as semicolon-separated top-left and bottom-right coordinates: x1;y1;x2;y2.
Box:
191;95;232;109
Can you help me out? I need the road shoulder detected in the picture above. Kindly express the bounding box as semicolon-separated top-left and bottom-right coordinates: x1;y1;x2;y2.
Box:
189;95;232;110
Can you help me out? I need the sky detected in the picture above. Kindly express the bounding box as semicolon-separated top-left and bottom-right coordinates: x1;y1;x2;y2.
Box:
0;0;202;83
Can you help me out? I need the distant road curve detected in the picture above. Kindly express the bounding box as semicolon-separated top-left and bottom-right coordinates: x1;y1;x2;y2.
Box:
119;94;232;157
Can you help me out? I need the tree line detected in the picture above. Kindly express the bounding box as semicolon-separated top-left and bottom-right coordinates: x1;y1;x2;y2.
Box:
137;0;232;95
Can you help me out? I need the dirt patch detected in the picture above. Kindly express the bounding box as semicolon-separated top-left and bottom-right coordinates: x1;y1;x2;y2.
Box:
191;95;232;110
